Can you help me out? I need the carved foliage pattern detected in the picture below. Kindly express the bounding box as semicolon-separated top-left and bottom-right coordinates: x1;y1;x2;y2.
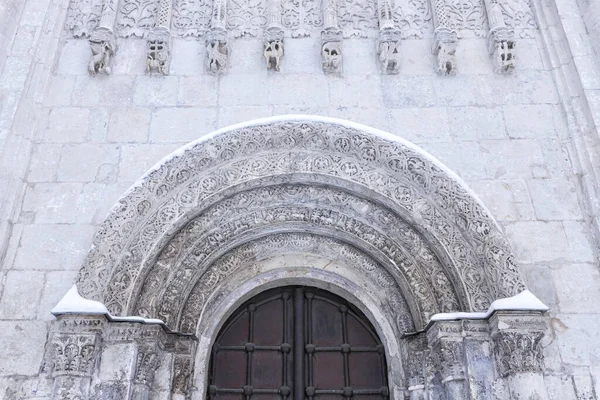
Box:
77;120;525;321
134;348;161;386
66;0;102;37
172;355;192;394
52;334;97;377
227;0;269;37
116;0;159;37
445;0;487;36
394;0;433;39
493;331;544;377
133;184;459;328
172;0;214;36
282;0;323;36
175;232;416;333
337;0;378;37
500;0;537;38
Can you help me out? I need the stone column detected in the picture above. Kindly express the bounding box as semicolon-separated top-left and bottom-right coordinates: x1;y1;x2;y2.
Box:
427;321;468;400
404;335;429;400
263;0;285;71
88;0;118;75
50;315;105;399
206;0;229;74
490;312;549;400
146;0;173;75
462;320;494;399
321;0;343;73
429;0;458;74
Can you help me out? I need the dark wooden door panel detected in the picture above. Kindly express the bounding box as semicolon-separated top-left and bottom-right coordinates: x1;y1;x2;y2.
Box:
208;286;388;400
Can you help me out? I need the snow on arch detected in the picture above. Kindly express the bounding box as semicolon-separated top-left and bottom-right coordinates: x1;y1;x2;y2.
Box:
77;115;526;323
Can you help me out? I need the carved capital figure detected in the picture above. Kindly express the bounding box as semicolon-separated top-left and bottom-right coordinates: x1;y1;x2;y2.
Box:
490;314;546;377
378;27;401;74
432;27;458;75
146;29;171;75
52;333;97;377
88;28;116;76
321;27;343;74
264;27;285;71
484;0;516;73
206;28;229;74
427;322;467;400
172;355;192;395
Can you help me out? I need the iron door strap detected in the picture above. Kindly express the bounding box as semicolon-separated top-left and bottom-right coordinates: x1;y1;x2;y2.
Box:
208;286;389;400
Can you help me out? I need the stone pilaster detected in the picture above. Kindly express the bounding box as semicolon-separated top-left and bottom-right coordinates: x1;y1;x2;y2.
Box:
206;0;229;74
490;312;548;400
462;320;494;399
482;0;515;74
404;334;429;400
377;0;401;74
427;321;468;400
146;0;173;75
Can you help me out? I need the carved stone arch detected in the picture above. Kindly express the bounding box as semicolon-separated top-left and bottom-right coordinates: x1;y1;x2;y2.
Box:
77;115;525;328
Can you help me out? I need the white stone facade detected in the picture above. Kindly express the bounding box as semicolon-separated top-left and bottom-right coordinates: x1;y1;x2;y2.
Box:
0;0;599;397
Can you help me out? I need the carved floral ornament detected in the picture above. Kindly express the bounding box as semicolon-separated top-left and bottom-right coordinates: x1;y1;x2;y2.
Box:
74;116;527;334
46;117;555;400
66;0;537;74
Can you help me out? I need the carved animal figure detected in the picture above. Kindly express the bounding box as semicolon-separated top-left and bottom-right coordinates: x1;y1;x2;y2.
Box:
434;42;457;75
146;45;169;75
206;40;228;74
492;40;515;74
379;41;401;74
88;40;113;76
322;41;342;73
264;40;284;71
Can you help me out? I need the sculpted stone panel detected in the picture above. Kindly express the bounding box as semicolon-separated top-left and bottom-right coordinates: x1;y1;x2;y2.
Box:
172;0;214;36
282;0;323;36
51;334;97;377
227;0;269;37
394;0;434;38
337;0;379;38
500;0;537;38
116;0;159;37
66;0;103;37
77;118;525;325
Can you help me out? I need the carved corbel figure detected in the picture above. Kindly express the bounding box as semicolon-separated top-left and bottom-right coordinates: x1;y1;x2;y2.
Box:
88;28;115;76
146;29;171;75
264;29;285;71
432;27;458;75
485;2;516;74
321;27;343;74
378;26;401;74
206;28;229;74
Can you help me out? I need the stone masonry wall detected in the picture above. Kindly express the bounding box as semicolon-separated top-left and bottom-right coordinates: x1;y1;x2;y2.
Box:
0;0;599;397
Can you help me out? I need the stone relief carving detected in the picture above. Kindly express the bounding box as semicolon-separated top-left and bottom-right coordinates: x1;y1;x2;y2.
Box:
394;0;433;39
88;28;116;75
432;27;458;74
500;0;536;38
337;0;378;38
146;30;171;74
445;0;487;36
116;0;159;37
77;119;525;322
51;334;97;377
173;232;416;333
172;0;214;36
133;346;161;386
378;40;401;73
206;28;229;73
492;330;545;377
378;0;402;73
66;0;102;37
484;0;515;74
263;0;285;71
227;0;268;37
172;355;192;395
282;0;323;36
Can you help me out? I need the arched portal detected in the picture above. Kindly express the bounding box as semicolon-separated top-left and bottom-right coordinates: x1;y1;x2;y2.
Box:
48;116;549;400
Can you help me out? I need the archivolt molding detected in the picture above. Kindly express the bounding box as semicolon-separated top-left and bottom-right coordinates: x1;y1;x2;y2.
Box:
77;116;525;328
176;232;416;334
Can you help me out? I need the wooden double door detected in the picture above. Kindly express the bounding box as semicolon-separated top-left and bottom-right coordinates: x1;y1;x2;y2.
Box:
208;286;389;400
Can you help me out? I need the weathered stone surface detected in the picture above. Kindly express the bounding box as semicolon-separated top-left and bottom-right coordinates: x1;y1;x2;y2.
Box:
44;108;90;143
0;270;44;319
553;263;600;313
13;224;96;270
57;144;120;182
388;107;450;143
149;108;218;143
37;271;79;320
118;144;182;181
108;108;151;143
528;178;584;221
0;321;47;376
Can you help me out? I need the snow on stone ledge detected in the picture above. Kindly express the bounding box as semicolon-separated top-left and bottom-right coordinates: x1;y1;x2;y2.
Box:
430;290;549;322
51;285;164;325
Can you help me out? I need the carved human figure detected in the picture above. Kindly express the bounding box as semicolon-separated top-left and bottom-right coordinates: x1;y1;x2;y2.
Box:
88;38;115;75
264;39;284;71
206;39;229;73
379;41;401;74
322;41;342;73
146;40;170;75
